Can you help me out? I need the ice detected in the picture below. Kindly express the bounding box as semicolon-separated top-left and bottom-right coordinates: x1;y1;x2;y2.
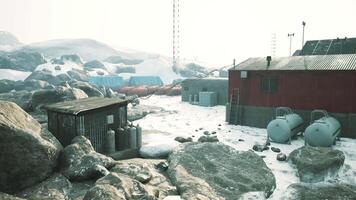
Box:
136;95;356;199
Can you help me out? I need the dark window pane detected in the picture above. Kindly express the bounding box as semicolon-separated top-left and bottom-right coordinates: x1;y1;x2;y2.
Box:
202;88;208;91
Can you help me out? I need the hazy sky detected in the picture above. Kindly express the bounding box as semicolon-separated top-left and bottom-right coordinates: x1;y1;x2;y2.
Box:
1;0;356;66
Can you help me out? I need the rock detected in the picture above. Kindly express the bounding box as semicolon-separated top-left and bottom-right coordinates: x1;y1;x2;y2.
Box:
139;143;176;159
277;153;287;161
128;104;162;121
289;146;345;183
238;192;266;200
265;141;271;146
14;80;52;91
211;131;217;135
83;60;105;69
0;193;25;200
252;144;268;152
0;90;33;111
55;65;61;70
203;131;210;135
68;180;96;200
0;101;62;194
61;136;116;181
271;147;281;153
59;54;83;64
238;139;244;142
167;142;276;199
0;79;16;93
56;73;73;83
155;161;169;172
197;135;219;143
25;70;61;85
174;136;193;143
67;69;89;82
104;56;143;65
17;173;72;200
70;81;104;97
30;87;88;112
105;88;119;98
281;183;356;200
116;66;136;74
83;172;155;200
110;159;177;199
96;71;105;76
0;50;46;72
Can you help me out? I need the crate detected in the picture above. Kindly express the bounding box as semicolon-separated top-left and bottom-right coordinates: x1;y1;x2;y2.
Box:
199;92;217;107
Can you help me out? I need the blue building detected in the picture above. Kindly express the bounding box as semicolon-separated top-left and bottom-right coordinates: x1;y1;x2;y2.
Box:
128;76;163;86
89;75;125;89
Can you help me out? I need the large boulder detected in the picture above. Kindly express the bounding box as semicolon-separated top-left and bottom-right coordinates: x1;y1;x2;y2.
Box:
16;173;72;200
51;54;83;65
140;143;177;159
110;159;177;199
56;73;73;83
14;80;53;92
0;193;25;200
67;69;89;82
0;90;34;111
281;183;356;200
83;172;155;200
83;60;105;69
167;142;276;200
61;136;116;181
70;81;104;97
289;146;345;183
30;86;88;112
0;50;46;72
0;79;16;93
25;70;61;85
0;101;62;194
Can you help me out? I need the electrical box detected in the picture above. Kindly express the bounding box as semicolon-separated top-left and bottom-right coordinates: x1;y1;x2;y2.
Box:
240;71;248;79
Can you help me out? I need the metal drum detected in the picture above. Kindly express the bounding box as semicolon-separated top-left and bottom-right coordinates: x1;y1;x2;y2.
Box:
267;107;303;144
304;110;341;147
128;127;137;149
104;129;115;154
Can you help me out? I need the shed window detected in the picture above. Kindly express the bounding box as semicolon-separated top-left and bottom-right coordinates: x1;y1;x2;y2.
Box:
184;87;189;91
261;77;278;93
202;88;208;92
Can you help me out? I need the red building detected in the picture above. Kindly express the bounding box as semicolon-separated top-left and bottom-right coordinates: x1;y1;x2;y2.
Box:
228;54;356;138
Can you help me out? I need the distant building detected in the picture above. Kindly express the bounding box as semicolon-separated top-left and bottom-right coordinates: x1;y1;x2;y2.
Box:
45;97;128;152
300;37;356;55
228;54;356;138
89;75;125;89
181;78;228;106
128;76;163;86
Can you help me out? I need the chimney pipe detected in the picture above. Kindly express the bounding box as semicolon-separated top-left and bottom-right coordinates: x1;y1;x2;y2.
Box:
266;56;272;68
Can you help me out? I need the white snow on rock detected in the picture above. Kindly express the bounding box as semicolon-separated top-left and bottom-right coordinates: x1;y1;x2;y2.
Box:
35;62;82;76
0;69;31;81
136;95;356;199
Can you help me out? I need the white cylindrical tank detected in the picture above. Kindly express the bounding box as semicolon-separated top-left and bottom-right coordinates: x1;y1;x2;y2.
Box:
104;129;115;154
129;127;137;149
304;110;341;147
136;124;142;148
267;107;303;144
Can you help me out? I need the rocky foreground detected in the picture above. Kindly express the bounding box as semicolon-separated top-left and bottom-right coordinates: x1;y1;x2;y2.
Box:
1;99;356;199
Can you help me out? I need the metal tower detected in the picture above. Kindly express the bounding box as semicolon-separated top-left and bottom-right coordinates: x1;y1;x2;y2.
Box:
172;0;180;73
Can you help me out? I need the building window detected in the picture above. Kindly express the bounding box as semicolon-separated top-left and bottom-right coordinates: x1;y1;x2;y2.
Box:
184;87;189;91
261;77;278;93
202;88;208;92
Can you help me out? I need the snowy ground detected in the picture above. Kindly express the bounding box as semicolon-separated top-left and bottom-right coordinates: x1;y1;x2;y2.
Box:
0;69;31;81
136;95;356;199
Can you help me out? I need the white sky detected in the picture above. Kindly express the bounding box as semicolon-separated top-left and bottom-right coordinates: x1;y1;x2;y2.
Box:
1;0;356;66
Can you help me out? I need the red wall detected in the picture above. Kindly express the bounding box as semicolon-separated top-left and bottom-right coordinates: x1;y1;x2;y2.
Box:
229;70;356;113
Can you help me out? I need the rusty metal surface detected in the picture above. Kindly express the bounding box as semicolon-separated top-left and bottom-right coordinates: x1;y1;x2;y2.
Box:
231;54;356;71
44;97;128;115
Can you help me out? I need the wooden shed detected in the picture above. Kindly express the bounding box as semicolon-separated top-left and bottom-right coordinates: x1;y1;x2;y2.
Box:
45;97;128;152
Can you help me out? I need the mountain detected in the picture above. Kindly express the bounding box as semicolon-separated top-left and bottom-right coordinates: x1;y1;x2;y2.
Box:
21;39;123;61
0;31;22;50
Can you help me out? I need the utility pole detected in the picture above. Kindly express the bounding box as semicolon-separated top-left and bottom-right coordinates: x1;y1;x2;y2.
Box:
172;0;180;73
288;33;295;56
302;21;306;50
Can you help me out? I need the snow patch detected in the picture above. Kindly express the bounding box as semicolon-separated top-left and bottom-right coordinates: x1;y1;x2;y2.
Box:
0;69;31;81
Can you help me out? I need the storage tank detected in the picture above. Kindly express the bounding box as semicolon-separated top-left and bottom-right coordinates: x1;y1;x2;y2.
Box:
116;128;126;151
128;127;137;149
136;124;142;148
304;110;341;147
104;129;115;154
267;107;303;144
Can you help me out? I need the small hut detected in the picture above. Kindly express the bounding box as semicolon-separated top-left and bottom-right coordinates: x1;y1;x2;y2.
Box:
45;97;128;152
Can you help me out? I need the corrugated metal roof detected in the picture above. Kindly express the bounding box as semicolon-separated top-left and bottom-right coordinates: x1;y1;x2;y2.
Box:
89;76;125;88
44;97;128;115
230;54;356;71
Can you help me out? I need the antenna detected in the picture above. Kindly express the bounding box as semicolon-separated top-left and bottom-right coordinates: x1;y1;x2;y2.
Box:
172;0;180;73
271;33;277;57
288;33;295;56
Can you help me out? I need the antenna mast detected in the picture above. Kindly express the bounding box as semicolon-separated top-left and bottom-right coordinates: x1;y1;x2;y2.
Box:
173;0;180;73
